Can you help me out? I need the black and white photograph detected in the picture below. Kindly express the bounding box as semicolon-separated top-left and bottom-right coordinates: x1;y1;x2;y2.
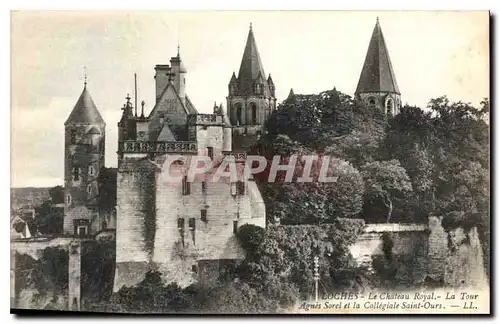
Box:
9;10;490;314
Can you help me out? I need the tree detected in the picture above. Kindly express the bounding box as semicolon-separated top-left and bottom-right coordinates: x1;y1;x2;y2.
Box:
34;201;63;234
48;186;64;204
236;220;366;299
360;160;413;223
251;134;364;225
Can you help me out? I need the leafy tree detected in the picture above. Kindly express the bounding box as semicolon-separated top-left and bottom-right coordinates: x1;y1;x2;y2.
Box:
98;167;117;214
48;186;64;204
34;201;63;234
251;135;364;225
360;160;413;223
236;220;366;299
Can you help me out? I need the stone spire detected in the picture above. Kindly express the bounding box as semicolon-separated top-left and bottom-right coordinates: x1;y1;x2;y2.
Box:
355;18;400;95
65;82;105;125
237;24;269;96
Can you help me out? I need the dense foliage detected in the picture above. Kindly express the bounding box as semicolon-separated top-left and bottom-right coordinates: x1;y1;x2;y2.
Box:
15;248;68;308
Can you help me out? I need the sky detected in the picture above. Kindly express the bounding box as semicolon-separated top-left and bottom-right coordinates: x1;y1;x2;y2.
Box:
10;11;489;187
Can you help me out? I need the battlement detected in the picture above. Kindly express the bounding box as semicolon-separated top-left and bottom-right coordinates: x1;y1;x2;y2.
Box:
119;140;198;154
187;114;226;126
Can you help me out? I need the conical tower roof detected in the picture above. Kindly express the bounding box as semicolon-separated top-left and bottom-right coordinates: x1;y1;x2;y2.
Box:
237;25;269;96
355;19;400;95
65;85;105;125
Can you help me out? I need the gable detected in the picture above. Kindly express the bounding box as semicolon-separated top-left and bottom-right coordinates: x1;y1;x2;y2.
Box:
148;83;191;140
149;83;189;122
157;123;176;141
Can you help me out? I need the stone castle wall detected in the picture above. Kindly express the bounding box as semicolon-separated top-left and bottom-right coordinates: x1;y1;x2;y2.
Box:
349;216;488;287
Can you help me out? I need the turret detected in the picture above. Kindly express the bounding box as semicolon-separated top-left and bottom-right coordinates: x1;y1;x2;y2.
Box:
63;79;105;236
170;46;187;105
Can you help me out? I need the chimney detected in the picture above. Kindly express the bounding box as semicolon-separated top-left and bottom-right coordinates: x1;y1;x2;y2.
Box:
154;64;170;103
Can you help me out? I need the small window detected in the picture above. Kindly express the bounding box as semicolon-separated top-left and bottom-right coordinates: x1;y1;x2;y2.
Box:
202;181;207;194
236;181;245;195
367;97;376;109
87;184;92;194
177;218;185;230
201;209;207;222
233;220;238;234
70;130;76;144
192;265;198;273
73;167;80;181
182;176;191;195
77;226;88;237
67;194;72;205
89;166;95;176
189;218;195;230
386;99;394;116
207;147;214;160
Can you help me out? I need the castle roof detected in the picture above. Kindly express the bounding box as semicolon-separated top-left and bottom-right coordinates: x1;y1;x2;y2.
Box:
237;26;270;96
65;85;105;125
355;19;400;95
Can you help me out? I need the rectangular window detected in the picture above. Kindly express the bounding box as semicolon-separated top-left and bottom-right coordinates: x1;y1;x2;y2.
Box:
202;181;207;194
201;210;207;222
67;194;72;205
233;221;238;234
189;218;195;230
177;218;185;230
182;176;191;195
207;147;214;160
192;265;198;273
236;181;245;195
73;167;80;181
77;226;88;237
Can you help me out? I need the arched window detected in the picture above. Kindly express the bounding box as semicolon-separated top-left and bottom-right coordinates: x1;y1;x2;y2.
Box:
367;97;376;109
236;104;242;126
386;99;394;116
251;104;257;125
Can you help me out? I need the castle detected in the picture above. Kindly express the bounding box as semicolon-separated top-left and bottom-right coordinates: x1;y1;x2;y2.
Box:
61;19;401;292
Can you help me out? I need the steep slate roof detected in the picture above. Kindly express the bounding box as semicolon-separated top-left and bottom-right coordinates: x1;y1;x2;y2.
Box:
355;19;400;95
185;96;198;114
237;26;270;96
65;85;105;125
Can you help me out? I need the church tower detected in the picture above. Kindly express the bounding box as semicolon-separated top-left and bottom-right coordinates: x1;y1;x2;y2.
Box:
63;80;106;236
355;18;401;116
227;24;276;151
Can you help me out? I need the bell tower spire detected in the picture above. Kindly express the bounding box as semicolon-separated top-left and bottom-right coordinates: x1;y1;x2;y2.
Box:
227;24;276;152
355;18;401;116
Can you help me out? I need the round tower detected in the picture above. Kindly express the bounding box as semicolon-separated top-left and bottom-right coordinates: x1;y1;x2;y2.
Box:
63;81;105;236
